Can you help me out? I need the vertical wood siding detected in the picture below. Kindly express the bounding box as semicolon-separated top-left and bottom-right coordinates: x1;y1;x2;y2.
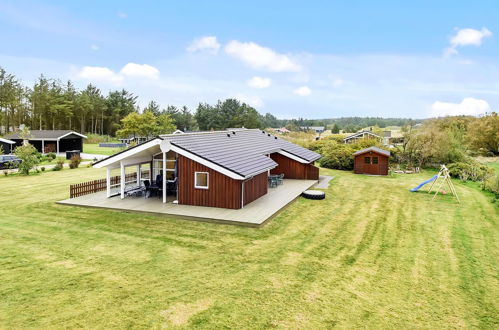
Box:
353;151;389;175
177;155;242;209
270;153;319;180
243;172;268;206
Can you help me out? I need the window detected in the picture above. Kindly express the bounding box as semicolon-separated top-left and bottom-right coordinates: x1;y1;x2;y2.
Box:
364;157;371;164
372;157;379;164
195;172;209;189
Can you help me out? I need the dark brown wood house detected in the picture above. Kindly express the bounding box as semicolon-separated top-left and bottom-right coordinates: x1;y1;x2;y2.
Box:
93;129;321;209
353;147;390;176
6;130;87;154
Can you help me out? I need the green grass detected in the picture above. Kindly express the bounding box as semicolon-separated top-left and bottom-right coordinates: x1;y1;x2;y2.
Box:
83;143;124;155
0;168;497;328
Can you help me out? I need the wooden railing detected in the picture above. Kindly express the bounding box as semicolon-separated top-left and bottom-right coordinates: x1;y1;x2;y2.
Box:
70;171;149;198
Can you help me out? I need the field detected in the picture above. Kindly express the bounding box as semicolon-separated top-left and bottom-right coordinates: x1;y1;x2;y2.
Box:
83;143;124;156
0;167;497;328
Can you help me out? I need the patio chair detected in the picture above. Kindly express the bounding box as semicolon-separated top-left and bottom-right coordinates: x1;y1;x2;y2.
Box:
268;176;278;188
144;180;151;198
278;173;284;185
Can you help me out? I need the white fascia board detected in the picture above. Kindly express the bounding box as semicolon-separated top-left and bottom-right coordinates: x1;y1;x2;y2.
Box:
120;156;153;167
58;131;88;139
278;150;309;164
93;139;162;168
0;138;15;144
169;144;245;180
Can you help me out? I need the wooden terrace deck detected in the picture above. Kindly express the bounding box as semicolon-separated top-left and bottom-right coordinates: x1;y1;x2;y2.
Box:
58;179;317;227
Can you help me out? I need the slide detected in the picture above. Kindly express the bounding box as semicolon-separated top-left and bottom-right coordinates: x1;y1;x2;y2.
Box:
410;175;438;192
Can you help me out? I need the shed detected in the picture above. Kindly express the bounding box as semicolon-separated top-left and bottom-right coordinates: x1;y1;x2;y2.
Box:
353;147;390;175
6;130;87;154
0;137;15;154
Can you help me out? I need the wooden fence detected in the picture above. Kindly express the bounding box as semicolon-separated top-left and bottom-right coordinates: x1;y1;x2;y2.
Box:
69;170;149;198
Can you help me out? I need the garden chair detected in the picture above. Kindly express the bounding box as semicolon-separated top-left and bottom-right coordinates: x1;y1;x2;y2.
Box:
277;173;284;185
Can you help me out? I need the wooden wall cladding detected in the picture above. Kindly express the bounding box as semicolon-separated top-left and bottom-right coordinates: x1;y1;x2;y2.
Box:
270;153;319;180
177;155;242;209
243;172;268;206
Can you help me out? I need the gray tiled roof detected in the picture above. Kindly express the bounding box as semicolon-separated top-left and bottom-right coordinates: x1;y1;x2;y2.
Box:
353;146;390;157
161;129;321;178
7;130;83;140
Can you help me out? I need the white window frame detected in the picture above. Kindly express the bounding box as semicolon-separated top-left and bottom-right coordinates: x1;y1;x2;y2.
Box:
194;171;209;189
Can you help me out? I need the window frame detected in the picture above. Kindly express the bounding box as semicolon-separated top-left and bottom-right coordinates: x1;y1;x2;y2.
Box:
194;171;209;189
372;156;379;164
364;156;371;164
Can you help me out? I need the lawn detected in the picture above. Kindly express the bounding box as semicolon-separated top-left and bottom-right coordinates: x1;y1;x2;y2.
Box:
0;168;497;328
83;143;124;155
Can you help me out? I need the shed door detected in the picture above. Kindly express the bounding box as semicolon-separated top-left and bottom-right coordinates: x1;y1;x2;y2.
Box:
362;155;379;175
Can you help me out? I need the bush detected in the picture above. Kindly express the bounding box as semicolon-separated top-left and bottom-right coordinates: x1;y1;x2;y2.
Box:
482;174;499;197
447;160;494;182
46;152;56;160
41;167;45;171
312;138;382;170
14;144;40;175
69;155;81;169
53;158;65;171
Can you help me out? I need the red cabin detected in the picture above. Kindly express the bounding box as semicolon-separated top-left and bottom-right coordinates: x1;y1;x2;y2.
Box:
353;147;390;176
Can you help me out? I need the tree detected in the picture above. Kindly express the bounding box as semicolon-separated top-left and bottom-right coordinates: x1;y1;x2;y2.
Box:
139;111;159;137
116;112;141;139
14;144;39;175
331;123;340;134
143;100;161;116
467;112;499;155
157;113;176;134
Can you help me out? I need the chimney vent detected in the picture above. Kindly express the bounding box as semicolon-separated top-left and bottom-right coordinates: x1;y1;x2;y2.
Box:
227;133;230;137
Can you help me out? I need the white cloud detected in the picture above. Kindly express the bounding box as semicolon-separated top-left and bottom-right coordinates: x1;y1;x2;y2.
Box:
247;76;271;89
445;27;492;56
225;40;301;72
77;63;160;85
293;86;311;96
430;97;491;117
118;12;128;19
186;36;220;54
90;44;99;51
120;63;160;79
77;66;122;84
234;93;264;107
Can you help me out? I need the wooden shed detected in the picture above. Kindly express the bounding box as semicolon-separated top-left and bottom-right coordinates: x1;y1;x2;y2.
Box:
353;147;390;176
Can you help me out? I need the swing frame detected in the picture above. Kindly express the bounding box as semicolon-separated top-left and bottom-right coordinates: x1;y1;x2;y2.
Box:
427;165;460;203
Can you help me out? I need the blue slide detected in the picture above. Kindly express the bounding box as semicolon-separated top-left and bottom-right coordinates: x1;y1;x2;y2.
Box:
410;175;438;192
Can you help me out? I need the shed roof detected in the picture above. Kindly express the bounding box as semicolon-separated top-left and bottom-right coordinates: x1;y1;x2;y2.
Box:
353;146;390;157
7;130;87;140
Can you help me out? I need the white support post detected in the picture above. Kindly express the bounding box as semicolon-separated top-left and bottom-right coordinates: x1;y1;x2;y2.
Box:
106;167;111;198
41;139;45;154
162;152;167;203
120;161;125;199
136;164;141;186
56;139;60;155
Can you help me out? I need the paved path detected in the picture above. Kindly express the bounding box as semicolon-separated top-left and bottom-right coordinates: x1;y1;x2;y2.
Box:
314;175;334;189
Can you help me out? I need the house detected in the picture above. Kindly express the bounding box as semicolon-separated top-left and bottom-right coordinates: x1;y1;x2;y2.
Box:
343;130;382;144
382;130;404;146
275;127;290;134
92;129;321;210
300;126;325;134
118;135;150;145
0;137;15;154
6;130;87;154
353;147;390;175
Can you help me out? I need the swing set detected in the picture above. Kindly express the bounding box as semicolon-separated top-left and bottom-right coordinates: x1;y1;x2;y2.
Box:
410;165;460;203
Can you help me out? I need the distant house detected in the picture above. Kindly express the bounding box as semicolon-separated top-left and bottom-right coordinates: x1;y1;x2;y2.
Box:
6;130;87;154
172;129;185;135
343;130;382;144
276;127;290;134
92;129;321;209
353;147;390;175
383;130;404;146
0;137;15;154
118;136;150;145
300;126;325;134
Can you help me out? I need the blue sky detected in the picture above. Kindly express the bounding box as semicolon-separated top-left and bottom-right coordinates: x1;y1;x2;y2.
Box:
0;0;498;118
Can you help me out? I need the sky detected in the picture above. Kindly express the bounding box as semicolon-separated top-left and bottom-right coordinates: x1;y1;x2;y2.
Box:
0;0;498;119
